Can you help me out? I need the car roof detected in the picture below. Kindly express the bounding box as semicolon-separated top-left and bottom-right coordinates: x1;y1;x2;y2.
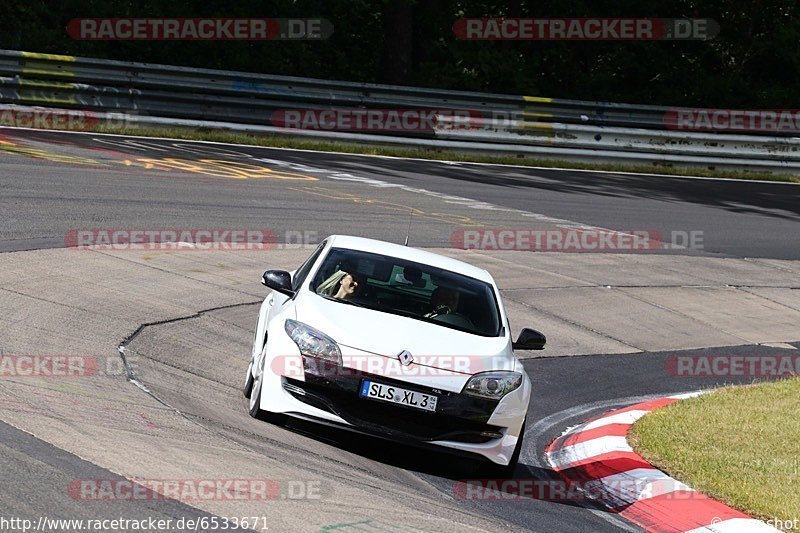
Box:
326;235;494;284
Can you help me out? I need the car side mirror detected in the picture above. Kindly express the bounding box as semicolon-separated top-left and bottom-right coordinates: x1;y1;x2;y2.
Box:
512;328;546;350
262;270;295;297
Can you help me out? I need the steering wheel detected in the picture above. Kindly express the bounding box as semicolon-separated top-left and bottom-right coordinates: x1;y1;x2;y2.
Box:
430;312;475;329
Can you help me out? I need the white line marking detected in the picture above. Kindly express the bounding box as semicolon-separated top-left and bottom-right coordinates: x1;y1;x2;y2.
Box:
685;518;781;533
580;409;650;432
1;126;790;184
584;468;694;508
668;390;710;400
547;435;633;469
61;128;800;185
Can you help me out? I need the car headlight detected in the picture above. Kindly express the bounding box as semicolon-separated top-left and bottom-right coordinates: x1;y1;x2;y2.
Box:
284;319;341;364
462;371;523;400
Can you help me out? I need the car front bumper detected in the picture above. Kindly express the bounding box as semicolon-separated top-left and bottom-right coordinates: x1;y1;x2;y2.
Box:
272;355;529;464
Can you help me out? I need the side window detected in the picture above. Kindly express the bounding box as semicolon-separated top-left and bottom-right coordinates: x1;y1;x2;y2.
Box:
292;243;326;291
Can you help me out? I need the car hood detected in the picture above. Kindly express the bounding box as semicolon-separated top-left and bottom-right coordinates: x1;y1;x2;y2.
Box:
295;294;513;373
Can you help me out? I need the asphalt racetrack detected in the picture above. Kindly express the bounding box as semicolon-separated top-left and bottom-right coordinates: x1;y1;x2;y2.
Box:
1;128;799;532
2;129;799;258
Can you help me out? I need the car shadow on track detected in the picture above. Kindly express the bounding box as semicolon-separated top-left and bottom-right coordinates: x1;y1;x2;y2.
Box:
269;416;595;510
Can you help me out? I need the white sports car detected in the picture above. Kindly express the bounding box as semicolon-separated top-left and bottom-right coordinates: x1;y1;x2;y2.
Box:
244;235;545;475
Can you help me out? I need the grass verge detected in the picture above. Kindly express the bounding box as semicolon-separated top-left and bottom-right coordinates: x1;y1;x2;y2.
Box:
629;377;800;524
93;125;800;183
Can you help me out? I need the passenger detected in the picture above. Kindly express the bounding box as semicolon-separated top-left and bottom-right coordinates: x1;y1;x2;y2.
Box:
425;287;459;317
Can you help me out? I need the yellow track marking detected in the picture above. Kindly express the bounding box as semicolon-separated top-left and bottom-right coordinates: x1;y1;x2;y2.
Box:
290;185;483;227
0;142;101;165
134;158;318;180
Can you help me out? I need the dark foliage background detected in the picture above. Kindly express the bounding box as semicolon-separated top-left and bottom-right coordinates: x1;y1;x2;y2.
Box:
0;0;796;107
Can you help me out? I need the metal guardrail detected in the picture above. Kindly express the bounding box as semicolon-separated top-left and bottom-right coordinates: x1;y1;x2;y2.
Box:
0;49;797;173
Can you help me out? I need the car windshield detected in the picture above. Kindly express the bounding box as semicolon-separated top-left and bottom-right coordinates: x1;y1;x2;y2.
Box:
310;248;502;337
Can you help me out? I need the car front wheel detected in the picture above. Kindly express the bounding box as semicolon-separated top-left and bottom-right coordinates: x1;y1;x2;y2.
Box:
473;419;526;479
248;348;266;418
248;345;286;425
243;359;254;399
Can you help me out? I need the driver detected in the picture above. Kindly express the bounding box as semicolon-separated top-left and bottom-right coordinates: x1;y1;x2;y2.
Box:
425;287;459;318
317;270;363;300
334;272;363;299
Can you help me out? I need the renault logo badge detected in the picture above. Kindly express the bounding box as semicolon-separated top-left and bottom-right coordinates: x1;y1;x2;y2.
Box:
397;350;414;366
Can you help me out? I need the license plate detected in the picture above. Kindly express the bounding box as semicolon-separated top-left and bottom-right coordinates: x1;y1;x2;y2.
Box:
359;380;438;412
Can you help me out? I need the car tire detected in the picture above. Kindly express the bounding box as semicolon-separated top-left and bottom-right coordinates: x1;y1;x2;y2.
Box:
248;345;287;425
244;333;267;399
474;419;526;479
248;347;267;418
243;359;254;399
